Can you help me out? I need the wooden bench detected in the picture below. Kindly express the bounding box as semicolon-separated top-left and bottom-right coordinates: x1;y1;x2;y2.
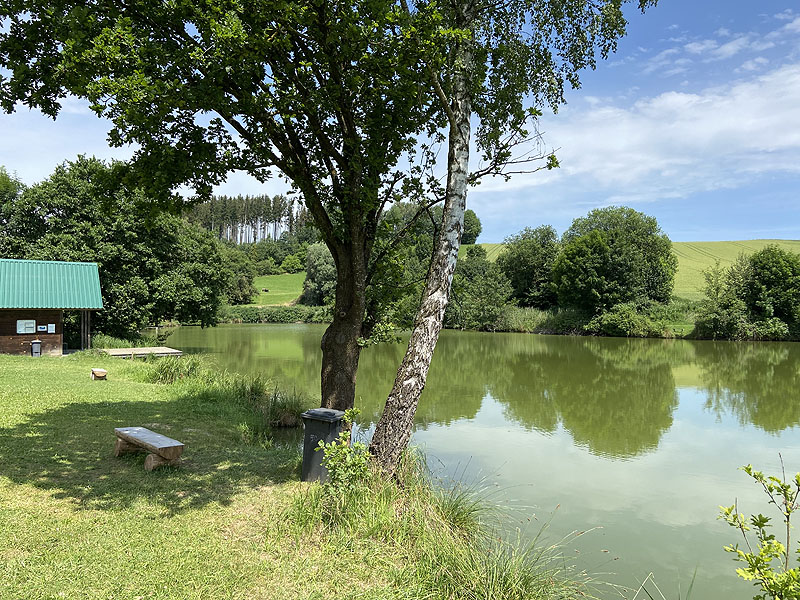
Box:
91;368;107;380
114;426;184;471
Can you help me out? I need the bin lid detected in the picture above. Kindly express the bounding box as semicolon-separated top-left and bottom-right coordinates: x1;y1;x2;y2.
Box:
301;408;345;423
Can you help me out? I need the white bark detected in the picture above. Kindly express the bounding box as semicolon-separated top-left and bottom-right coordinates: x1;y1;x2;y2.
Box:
369;14;474;473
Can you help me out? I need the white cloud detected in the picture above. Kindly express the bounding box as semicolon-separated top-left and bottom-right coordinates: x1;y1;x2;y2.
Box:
710;36;751;60
684;39;718;54
472;63;800;208
737;56;769;72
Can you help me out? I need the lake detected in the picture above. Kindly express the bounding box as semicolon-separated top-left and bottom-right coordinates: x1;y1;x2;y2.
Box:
168;323;800;599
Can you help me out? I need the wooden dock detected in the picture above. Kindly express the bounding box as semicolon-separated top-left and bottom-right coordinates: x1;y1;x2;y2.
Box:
103;346;183;359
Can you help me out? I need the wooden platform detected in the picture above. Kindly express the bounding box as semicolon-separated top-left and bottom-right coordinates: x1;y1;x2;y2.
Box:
103;346;183;358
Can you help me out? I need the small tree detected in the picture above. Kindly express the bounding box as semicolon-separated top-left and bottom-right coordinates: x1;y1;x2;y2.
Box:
461;209;482;245
445;245;512;330
720;462;800;600
302;242;337;306
496;225;560;309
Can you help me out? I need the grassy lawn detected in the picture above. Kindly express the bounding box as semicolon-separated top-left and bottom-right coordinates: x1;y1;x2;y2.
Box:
465;239;800;301
0;354;387;599
0;353;582;599
249;272;305;306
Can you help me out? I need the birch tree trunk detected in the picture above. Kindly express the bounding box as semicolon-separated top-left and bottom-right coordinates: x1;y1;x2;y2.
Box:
369;16;474;473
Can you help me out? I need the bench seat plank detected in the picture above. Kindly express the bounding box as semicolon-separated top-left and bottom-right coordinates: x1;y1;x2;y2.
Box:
114;427;184;460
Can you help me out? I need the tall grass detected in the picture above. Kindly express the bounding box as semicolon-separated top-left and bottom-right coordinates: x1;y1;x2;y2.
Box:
287;452;588;600
142;355;312;442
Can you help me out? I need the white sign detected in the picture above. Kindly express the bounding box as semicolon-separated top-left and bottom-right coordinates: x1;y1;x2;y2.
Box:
16;320;35;334
47;324;56;334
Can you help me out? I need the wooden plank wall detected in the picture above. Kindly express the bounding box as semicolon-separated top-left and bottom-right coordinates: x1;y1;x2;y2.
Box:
0;310;63;355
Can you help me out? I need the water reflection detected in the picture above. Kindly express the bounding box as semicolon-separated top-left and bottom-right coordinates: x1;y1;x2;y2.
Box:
168;325;800;453
696;341;800;433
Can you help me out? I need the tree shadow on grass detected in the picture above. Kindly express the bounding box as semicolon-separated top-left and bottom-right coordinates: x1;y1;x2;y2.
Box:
0;390;303;515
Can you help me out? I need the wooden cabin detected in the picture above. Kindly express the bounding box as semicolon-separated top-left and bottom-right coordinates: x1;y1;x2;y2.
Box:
0;259;103;355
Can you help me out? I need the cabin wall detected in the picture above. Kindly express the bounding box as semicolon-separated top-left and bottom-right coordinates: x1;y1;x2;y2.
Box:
0;309;63;356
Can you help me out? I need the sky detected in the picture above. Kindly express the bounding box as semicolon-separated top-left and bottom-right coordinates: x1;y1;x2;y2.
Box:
1;0;799;243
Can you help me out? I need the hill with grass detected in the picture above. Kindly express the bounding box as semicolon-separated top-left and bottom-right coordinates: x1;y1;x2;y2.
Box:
461;239;800;301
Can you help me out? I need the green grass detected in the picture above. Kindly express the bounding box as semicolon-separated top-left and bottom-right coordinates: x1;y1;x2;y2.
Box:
465;240;800;301
249;272;305;306
0;354;585;599
671;240;800;300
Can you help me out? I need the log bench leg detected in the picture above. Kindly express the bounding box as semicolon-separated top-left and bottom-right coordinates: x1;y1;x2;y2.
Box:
144;453;182;471
114;438;143;457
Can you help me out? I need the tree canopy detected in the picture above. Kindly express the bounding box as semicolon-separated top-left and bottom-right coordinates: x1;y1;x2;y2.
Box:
553;206;677;313
496;225;560;308
0;157;246;337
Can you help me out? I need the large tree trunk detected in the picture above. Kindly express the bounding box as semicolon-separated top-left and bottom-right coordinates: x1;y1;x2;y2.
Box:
320;242;367;411
369;29;473;473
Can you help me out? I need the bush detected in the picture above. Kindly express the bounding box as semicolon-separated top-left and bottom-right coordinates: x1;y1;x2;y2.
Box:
584;302;662;338
220;304;331;324
280;254;303;274
696;247;800;340
493;306;588;334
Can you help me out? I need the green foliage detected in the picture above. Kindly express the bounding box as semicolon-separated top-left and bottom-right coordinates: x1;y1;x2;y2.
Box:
0;157;232;338
720;463;800;600
496;225;560;308
584;302;663;338
221;304;331;324
446;245;514;331
461;209;482;245
301;242;336;306
554;207;677;314
696;246;800;340
217;243;258;305
317;409;370;496
279;254;303;274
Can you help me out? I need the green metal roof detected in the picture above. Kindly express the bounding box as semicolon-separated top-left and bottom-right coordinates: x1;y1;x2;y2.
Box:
0;259;103;309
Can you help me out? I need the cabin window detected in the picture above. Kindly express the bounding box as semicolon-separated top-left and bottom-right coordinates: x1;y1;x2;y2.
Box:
16;320;35;334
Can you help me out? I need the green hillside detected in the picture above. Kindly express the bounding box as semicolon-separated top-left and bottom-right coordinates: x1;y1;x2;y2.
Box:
671;240;800;300
249;272;305;305
462;240;800;301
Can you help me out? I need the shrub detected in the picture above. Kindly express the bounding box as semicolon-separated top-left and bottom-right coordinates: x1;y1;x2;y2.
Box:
584;302;662;338
221;304;331;324
280;254;303;274
720;462;800;600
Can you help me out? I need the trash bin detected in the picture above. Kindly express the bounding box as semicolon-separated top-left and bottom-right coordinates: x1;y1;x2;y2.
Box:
30;339;42;357
300;408;345;482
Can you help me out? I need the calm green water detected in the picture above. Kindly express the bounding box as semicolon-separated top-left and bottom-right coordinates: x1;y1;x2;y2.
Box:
168;323;800;599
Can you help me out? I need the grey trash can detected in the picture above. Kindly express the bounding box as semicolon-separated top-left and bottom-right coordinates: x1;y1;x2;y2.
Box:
301;408;345;482
30;339;42;357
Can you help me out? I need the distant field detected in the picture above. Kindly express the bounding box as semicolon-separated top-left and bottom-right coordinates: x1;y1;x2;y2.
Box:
462;240;800;301
250;272;305;305
671;240;800;300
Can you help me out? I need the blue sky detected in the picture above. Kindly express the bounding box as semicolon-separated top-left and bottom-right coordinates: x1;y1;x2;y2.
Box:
1;0;799;243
